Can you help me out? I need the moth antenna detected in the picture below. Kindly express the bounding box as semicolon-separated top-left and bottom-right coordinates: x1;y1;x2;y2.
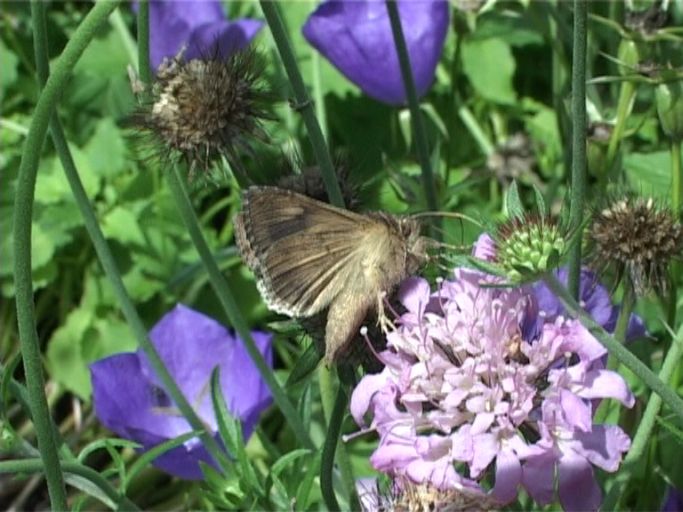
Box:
413;211;484;228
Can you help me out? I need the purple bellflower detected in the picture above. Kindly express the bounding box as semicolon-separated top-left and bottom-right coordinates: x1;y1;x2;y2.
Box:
302;0;449;105
350;237;636;511
90;304;272;479
144;0;263;69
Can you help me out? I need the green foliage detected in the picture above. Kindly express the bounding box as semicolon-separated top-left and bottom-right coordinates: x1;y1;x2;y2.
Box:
2;0;683;510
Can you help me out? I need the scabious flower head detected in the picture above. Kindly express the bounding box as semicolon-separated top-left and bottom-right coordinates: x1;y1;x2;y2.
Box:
302;0;449;105
494;214;566;282
90;304;272;480
351;239;635;511
588;195;683;295
143;0;263;71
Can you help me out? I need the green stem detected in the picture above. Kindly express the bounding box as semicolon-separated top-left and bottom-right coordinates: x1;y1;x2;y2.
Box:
607;282;635;372
167;165;314;450
543;274;683;423
320;382;347;511
14;2;123;507
137;0;151;85
259;1;343;208
29;0;227;473
385;0;438;213
601;324;683;511
567;0;588;300
0;459;140;511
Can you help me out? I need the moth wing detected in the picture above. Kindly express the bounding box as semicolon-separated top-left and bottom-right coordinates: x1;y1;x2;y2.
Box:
235;186;376;317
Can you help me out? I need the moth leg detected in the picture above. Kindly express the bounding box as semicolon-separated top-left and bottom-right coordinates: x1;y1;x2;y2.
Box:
375;291;396;335
324;292;373;364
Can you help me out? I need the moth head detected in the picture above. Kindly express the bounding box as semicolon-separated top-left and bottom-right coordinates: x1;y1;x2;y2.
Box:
398;217;432;273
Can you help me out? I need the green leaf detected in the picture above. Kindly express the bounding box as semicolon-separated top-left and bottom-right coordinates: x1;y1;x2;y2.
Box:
532;184;547;215
210;367;263;495
84;118;127;178
101;206;146;246
78;438;140;463
0;39;18;101
123;431;200;491
35;147;100;205
624;151;672;199
505;180;525;219
462;38;516;105
286;343;321;386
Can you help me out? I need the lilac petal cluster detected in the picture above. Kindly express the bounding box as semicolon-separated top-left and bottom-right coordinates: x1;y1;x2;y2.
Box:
90;304;272;479
302;0;449;105
143;0;263;69
351;268;635;511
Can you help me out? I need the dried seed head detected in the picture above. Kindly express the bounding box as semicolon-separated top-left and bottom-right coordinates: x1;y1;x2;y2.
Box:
133;48;269;174
495;214;566;282
589;196;682;295
359;478;499;512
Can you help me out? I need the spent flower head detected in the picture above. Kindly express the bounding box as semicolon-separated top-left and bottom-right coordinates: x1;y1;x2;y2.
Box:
134;48;269;175
90;304;273;479
350;240;635;511
588;195;683;295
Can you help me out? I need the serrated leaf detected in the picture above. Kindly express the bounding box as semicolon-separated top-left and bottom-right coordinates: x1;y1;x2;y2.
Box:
532;184;547;216
46;308;93;398
505;181;525;219
101;206;146;246
35;147;100;205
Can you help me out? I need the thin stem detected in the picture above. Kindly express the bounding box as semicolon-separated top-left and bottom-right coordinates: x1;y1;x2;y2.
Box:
602;325;683;511
15;2;122;507
458;105;494;156
0;459;140;511
567;0;588;300
259;1;343;208
385;0;439;213
30;0;226;472
605;80;636;173
137;0;151;85
543;273;683;423
320;382;347;511
167;165;314;450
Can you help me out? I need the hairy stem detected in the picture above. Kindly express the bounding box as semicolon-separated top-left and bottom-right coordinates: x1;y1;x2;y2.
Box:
567;0;588;299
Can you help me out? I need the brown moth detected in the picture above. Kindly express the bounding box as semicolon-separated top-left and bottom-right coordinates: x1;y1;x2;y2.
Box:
234;186;432;363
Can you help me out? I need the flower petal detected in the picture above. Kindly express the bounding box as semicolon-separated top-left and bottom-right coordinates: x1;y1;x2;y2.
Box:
492;447;522;504
302;0;448;105
557;452;602;512
184;19;263;61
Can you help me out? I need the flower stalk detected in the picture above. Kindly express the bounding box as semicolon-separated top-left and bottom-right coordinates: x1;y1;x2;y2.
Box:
259;0;343;208
137;0;151;85
543;273;683;423
385;0;438;214
567;0;588;299
167;165;314;450
15;1;122;507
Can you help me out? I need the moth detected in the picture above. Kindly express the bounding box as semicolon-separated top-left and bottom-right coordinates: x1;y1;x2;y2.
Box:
234;186;433;363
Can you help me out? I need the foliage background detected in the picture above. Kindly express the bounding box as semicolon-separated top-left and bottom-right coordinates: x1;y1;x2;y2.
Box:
1;0;682;510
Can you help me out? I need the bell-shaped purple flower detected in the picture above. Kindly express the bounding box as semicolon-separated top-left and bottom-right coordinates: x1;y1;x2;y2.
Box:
90;304;272;479
145;0;263;69
302;0;449;105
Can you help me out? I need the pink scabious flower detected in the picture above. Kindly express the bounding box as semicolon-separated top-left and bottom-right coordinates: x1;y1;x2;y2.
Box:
350;245;635;511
